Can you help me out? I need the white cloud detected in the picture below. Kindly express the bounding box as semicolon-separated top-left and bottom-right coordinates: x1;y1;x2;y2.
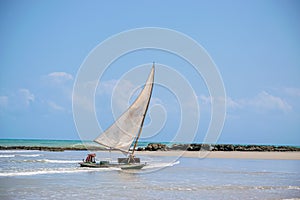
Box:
97;79;118;95
48;101;65;111
226;97;241;109
199;91;292;114
46;72;73;84
245;91;292;113
42;72;74;105
198;95;240;110
98;79;135;96
0;89;34;111
199;95;211;105
18;89;35;106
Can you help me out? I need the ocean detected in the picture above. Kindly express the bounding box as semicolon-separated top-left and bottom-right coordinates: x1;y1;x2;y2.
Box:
0;139;299;199
0;139;152;149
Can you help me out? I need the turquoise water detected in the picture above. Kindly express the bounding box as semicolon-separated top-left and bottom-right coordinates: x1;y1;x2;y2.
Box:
0;139;152;148
0;139;94;147
0;150;299;199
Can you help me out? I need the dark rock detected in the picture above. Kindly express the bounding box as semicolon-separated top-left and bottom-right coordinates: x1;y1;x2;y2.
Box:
225;145;234;151
136;147;145;151
187;144;211;151
187;144;200;151
145;143;167;151
169;144;189;150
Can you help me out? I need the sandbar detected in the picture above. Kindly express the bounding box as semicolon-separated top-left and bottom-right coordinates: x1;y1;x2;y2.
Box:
136;151;300;160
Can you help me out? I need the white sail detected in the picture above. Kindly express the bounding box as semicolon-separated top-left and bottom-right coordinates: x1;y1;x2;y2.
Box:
94;66;155;153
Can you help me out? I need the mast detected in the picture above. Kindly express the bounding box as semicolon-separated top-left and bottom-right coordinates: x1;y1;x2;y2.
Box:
131;63;155;156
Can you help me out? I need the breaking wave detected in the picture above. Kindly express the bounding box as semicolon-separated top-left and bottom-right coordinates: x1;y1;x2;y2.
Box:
0;154;15;158
38;159;81;164
0;154;42;158
143;160;180;170
0;150;39;153
19;154;42;157
0;167;120;177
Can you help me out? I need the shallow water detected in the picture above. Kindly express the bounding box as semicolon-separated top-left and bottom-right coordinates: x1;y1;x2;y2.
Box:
0;150;299;199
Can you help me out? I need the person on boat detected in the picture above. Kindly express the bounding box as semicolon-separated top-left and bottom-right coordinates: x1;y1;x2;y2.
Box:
85;153;96;163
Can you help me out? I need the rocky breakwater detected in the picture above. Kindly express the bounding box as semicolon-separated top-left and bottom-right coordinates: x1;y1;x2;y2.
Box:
165;143;212;151
1;143;299;152
137;143;300;152
137;143;168;151
138;143;212;151
211;144;300;152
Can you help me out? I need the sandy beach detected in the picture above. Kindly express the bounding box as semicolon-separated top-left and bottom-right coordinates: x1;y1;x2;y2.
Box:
137;151;300;160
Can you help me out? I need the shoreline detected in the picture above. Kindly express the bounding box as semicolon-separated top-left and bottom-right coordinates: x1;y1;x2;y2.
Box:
0;146;299;160
136;151;300;160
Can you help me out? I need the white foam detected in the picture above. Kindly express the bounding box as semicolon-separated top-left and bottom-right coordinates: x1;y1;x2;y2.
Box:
38;159;83;164
0;150;39;153
0;154;42;158
281;198;300;200
0;167;120;177
144;161;180;169
0;154;15;158
19;154;42;157
287;186;300;190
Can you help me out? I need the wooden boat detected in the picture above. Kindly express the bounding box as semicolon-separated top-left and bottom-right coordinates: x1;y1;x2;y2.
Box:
79;64;155;170
79;154;146;169
120;163;146;170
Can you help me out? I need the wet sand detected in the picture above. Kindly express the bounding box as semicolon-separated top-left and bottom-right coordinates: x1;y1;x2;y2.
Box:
137;151;300;160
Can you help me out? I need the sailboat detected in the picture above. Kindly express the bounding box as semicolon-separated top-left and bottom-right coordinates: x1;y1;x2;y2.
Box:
79;64;155;170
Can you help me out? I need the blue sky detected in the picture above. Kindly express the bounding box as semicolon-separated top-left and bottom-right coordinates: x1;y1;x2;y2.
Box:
0;0;299;145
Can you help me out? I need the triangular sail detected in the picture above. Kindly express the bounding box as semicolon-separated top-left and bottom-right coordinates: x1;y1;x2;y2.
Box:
94;66;155;153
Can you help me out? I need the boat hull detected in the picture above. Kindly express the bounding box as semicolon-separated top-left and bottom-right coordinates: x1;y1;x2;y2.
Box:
79;162;146;170
120;163;145;170
79;162;118;168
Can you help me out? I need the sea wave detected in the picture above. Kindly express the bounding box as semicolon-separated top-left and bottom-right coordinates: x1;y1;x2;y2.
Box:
0;167;120;177
0;154;15;158
19;154;42;157
0;150;39;153
147;184;300;192
37;159;81;164
287;186;300;190
14;159;80;163
143;161;180;169
0;154;42;158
